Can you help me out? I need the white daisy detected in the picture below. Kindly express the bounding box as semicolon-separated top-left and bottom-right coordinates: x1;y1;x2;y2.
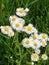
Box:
29;34;39;40
31;40;41;49
22;38;32;48
16;17;25;25
1;26;12;34
41;41;47;47
8;30;14;37
16;8;29;17
25;24;35;34
9;15;18;24
22;26;27;32
35;49;40;54
39;33;48;41
31;53;39;61
11;22;23;32
42;54;48;60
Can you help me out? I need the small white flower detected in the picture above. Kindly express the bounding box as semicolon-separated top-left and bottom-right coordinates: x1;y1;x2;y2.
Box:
25;24;35;34
22;38;32;48
32;62;34;65
31;40;41;49
42;54;48;60
29;34;39;40
41;41;47;47
35;49;40;54
16;18;25;25
11;22;23;32
9;15;18;24
25;8;29;12
31;53;39;61
16;8;29;17
8;30;14;37
1;26;12;34
22;24;38;34
22;26;27;32
39;33;48;41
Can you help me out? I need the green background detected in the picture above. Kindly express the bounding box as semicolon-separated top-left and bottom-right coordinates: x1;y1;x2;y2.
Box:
0;0;49;65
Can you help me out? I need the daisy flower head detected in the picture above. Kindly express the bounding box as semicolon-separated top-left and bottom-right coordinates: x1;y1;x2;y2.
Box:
25;24;35;34
42;54;48;60
22;38;32;48
16;8;29;17
41;41;47;47
8;30;14;37
0;26;12;34
39;33;48;41
31;40;41;49
11;21;23;32
16;17;25;25
29;34;39;41
9;15;18;24
35;49;40;54
22;26;27;32
31;53;39;61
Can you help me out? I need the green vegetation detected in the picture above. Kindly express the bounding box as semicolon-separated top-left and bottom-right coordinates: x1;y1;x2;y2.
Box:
0;0;49;65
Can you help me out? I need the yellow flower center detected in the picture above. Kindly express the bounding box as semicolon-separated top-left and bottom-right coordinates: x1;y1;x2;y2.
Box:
32;35;37;40
15;23;20;27
4;27;9;31
25;39;30;44
34;42;38;46
44;54;47;58
23;26;26;29
19;9;24;13
33;54;38;58
27;26;32;31
42;34;46;39
42;41;46;45
10;32;13;35
12;17;16;21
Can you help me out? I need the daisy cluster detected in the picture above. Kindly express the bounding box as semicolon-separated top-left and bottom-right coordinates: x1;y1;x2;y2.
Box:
0;7;49;65
22;33;49;62
22;33;48;62
0;8;29;37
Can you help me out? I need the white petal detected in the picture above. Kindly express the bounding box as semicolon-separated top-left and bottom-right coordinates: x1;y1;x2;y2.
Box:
25;8;29;12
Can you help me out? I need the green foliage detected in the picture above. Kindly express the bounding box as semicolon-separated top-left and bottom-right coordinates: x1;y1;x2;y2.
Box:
0;0;49;65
